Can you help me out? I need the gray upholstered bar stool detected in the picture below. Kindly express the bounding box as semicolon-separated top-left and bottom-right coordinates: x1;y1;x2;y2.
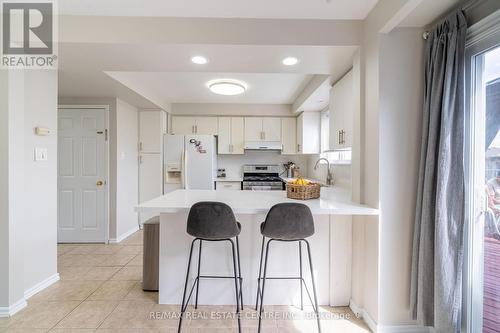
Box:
178;202;243;333
255;203;321;333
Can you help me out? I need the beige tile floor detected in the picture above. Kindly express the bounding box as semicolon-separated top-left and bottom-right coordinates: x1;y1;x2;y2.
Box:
0;230;371;333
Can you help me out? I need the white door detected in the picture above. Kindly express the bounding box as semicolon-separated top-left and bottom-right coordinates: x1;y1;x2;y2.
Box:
231;117;245;154
58;108;108;243
217;117;231;154
465;31;500;333
195;117;218;135
263;117;281;141
139;111;165;153
244;117;263;141
172;116;195;134
139;153;163;223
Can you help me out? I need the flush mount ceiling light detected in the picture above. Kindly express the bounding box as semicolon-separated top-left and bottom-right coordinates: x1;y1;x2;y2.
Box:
191;56;208;64
282;57;299;66
207;79;247;96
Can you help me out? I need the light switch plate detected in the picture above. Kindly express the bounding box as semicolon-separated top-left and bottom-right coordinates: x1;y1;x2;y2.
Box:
34;148;48;161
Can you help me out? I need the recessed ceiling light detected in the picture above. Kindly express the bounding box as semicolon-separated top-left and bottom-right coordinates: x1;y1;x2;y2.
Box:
191;56;208;64
282;57;299;66
207;79;247;96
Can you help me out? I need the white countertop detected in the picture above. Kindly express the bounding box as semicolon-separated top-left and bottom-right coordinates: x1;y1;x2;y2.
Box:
215;177;243;182
136;187;378;216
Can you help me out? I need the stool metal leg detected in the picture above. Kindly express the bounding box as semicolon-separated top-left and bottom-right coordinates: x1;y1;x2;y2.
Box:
194;240;202;309
229;239;242;333
299;241;304;311
257;239;272;333
304;240;321;333
178;239;197;333
255;236;265;311
235;236;244;310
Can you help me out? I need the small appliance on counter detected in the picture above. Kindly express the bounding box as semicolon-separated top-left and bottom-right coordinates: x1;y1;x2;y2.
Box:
217;168;227;178
242;165;285;191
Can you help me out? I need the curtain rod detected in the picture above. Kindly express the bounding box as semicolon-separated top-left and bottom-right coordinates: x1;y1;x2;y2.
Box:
422;0;483;39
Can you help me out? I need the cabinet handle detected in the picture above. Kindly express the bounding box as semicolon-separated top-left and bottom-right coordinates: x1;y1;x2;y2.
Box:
339;131;342;145
139;156;143;164
297;143;301;152
139;142;143;151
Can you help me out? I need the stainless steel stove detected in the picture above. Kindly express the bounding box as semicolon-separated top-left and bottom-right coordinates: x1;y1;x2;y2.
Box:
242;165;285;191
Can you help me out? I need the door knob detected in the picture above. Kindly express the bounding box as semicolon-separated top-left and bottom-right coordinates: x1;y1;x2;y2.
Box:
96;180;104;187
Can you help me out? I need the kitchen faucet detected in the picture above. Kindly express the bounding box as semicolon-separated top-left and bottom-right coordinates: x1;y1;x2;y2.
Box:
313;157;333;186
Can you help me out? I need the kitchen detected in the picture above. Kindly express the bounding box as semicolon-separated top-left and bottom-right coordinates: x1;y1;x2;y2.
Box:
135;63;378;332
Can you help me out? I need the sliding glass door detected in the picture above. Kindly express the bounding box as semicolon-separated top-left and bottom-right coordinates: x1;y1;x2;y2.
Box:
465;24;500;333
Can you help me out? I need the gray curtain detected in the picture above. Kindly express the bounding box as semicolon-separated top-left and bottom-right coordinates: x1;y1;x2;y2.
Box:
410;10;467;333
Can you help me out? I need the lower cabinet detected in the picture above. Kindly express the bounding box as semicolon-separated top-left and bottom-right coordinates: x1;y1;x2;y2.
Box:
215;181;242;191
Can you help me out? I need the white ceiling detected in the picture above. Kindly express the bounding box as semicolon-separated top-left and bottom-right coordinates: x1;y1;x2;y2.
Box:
58;43;358;109
399;0;460;27
59;0;379;20
106;72;312;105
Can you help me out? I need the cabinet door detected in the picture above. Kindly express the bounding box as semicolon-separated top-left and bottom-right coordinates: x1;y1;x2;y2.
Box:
217;117;231;154
139;153;163;223
281;118;297;155
195;117;218;135
296;113;304;153
298;112;320;154
231;117;245;154
139;111;164;153
171;116;195;135
244;117;263;141
330;70;353;149
262;117;281;141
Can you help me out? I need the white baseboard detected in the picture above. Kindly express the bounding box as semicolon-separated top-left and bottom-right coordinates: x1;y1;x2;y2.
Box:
349;299;378;333
24;273;60;300
0;298;27;317
109;225;139;244
349;299;430;333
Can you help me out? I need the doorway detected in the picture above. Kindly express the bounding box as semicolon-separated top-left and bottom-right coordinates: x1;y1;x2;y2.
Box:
464;22;500;333
57;106;109;243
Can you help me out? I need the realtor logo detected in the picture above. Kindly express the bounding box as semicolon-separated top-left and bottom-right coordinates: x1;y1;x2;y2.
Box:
1;1;57;68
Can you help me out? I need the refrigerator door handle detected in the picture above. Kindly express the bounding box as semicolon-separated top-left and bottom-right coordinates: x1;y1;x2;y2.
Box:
182;150;188;189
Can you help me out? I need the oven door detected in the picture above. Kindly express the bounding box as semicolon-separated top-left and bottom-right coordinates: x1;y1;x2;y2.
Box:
243;182;283;191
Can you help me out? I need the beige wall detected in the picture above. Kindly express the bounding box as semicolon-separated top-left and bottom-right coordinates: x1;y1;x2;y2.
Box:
115;99;139;238
1;70;58;312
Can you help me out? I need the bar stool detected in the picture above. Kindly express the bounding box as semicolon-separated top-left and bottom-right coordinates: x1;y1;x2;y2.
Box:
255;203;321;333
178;202;243;333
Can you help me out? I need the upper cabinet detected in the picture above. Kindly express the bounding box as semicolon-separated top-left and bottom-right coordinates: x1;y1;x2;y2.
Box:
171;116;218;135
217;117;244;155
244;117;281;142
281;117;297;155
139;110;167;153
297;112;320;154
330;70;353;150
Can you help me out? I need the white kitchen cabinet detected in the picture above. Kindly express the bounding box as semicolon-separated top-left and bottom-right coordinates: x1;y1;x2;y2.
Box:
171;116;196;134
139;110;167;153
171;116;218;135
244;117;281;142
330;70;353;150
244;117;262;141
139;153;163;223
296;112;320;154
196;117;218;135
215;181;242;191
218;117;244;154
262;117;281;141
281;117;297;155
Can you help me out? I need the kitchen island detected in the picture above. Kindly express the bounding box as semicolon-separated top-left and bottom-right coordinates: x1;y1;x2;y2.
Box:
136;187;377;306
